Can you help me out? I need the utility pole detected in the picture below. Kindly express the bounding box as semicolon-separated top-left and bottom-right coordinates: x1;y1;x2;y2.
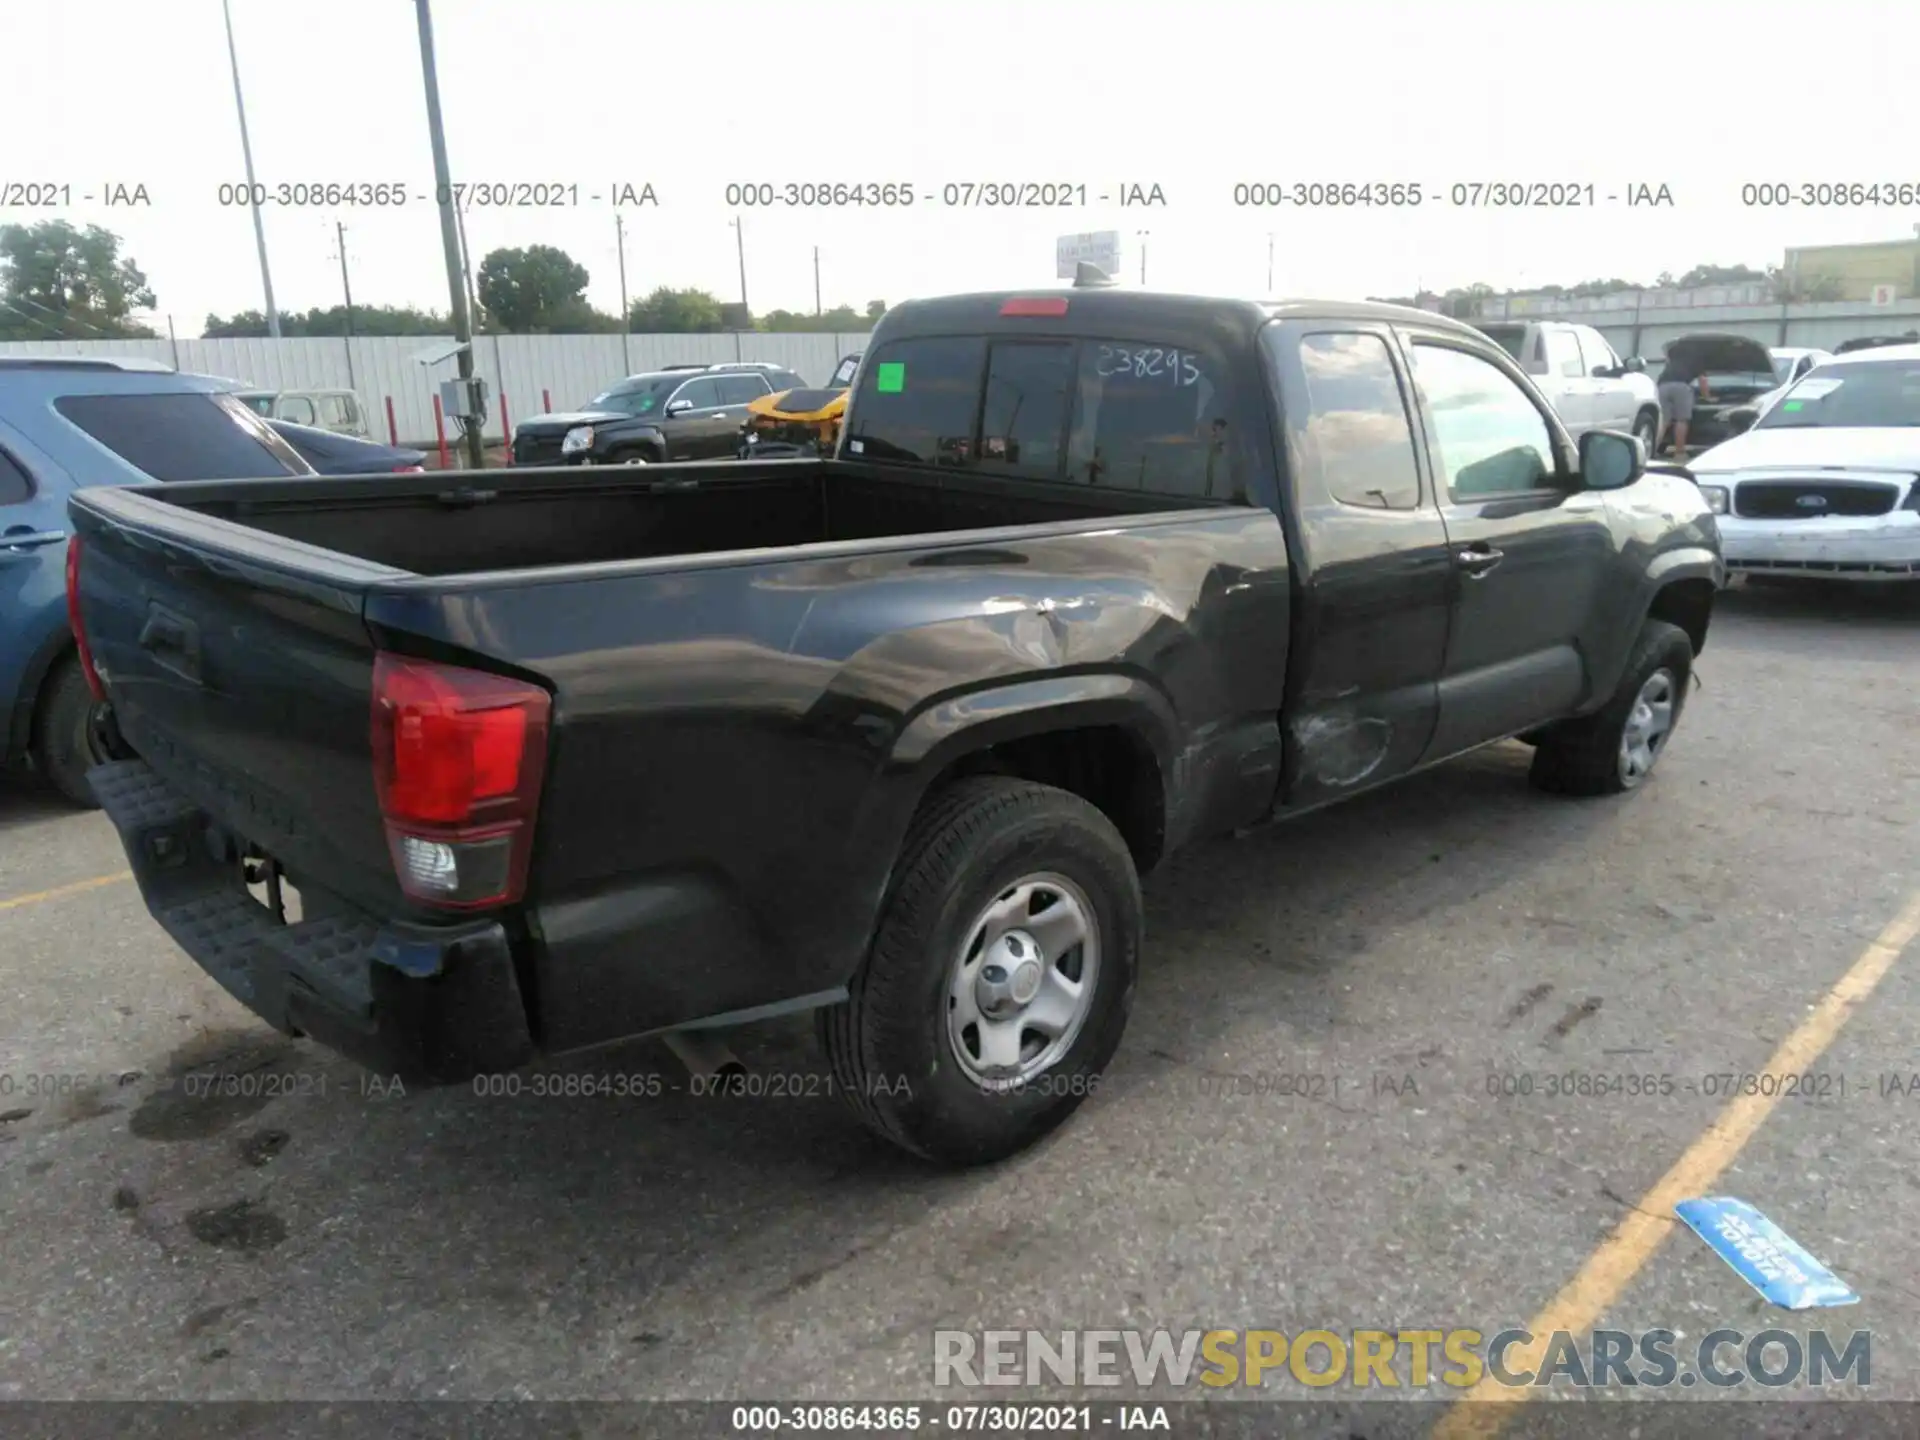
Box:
335;221;357;390
731;217;749;314
813;246;822;316
615;212;632;374
453;201;481;328
221;0;280;338
414;0;483;469
1136;230;1149;286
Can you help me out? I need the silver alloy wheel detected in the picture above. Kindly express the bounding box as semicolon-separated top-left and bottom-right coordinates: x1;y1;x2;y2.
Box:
946;872;1100;1090
1633;413;1657;451
1619;668;1677;787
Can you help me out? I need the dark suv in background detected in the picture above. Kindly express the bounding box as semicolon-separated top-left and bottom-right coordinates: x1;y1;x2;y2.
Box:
510;362;808;465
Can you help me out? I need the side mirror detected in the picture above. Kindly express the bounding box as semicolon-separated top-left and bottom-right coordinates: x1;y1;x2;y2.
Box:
665;399;693;416
1579;428;1645;491
1624;356;1647;374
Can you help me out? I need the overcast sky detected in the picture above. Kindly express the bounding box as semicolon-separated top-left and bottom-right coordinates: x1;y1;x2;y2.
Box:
6;0;1918;333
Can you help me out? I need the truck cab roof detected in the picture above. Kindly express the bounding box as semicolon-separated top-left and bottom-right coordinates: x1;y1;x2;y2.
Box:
879;287;1486;347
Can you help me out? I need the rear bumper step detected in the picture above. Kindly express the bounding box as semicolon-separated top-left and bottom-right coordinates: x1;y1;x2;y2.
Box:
90;758;534;1084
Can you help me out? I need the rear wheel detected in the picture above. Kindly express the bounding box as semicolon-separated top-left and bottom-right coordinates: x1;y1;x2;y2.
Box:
820;777;1141;1167
1528;620;1692;797
31;657;101;809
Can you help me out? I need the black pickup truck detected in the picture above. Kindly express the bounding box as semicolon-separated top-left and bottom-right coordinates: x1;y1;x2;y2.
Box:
69;286;1722;1167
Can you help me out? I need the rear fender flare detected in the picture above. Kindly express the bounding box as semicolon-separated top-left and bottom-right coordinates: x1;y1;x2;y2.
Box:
887;672;1181;787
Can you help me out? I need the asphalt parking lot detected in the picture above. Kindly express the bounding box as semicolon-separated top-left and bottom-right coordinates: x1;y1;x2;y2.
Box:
2;582;1918;1432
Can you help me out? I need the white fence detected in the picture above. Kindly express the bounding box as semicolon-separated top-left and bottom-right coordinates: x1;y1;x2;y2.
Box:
9;297;1919;446
0;332;872;449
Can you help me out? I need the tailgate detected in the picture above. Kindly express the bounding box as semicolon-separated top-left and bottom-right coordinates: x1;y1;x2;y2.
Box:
70;487;411;913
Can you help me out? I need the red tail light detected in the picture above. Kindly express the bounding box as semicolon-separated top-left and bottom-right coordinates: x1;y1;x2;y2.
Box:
370;653;551;910
1001;297;1069;317
65;534;105;701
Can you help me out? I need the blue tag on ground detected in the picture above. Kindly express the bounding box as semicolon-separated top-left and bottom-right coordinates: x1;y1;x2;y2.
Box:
1673;1197;1859;1309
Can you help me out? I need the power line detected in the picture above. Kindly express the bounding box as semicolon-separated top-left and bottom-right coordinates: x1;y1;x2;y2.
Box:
4;292;128;340
0;297;78;340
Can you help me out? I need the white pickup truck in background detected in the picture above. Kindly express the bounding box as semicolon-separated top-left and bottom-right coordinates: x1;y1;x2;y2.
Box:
1471;320;1661;451
233;386;372;439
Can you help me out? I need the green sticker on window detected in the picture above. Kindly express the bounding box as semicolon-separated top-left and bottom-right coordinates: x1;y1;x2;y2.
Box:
1782;400;1804;411
875;362;905;393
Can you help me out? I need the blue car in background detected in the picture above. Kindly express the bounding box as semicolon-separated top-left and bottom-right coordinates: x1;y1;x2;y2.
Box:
266;418;425;474
0;358;314;807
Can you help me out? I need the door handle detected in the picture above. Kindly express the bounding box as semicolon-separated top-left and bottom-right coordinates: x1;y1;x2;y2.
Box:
1456;545;1505;576
2;528;66;552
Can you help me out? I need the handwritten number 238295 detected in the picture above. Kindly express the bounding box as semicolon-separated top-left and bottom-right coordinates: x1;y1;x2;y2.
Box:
1096;345;1202;386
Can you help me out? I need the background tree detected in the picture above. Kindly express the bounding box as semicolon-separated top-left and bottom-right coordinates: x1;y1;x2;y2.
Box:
1675;262;1770;289
202;303;453;338
476;245;594;333
627;286;725;333
0;220;158;340
865;299;887;321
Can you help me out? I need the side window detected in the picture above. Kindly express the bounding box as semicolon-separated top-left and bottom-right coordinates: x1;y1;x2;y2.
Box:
52;392;308;481
1065;341;1235;498
1410;342;1558;499
279;396;316;426
715;375;767;405
844;336;986;465
1296;332;1422;511
671;377;721;410
0;448;35;505
979;342;1075;477
319;395;351;426
1541;328;1585;380
1575;327;1618;376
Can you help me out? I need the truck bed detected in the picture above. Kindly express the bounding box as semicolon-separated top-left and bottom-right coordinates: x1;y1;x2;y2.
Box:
70;456;1289;1065
149;458;1200;577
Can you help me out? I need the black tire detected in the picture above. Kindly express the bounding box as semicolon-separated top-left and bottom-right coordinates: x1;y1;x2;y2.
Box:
1632;408;1659;454
1528;620;1693;797
820;777;1142;1167
31;657;101;809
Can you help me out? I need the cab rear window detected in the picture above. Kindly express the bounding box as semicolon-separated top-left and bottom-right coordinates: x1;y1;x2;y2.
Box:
846;334;1236;499
54;392;312;481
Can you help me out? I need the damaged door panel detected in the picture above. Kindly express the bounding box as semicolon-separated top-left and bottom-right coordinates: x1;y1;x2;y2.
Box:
1264;322;1453;813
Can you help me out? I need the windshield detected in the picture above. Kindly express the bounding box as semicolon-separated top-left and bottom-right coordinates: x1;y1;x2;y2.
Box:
584;378;677;415
1477;326;1526;362
1770;354;1803;383
1753;361;1920;429
1703;370;1775;388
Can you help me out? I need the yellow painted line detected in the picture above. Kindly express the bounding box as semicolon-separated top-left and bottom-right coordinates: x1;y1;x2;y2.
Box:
0;871;133;913
1433;888;1920;1440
